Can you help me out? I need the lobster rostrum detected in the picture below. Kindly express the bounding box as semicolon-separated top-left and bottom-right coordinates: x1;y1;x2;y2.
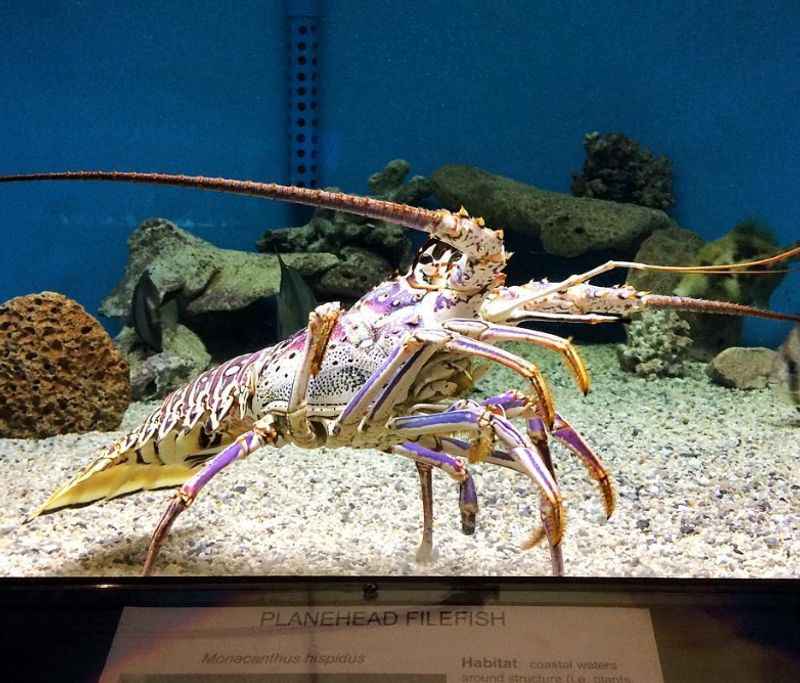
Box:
2;171;799;576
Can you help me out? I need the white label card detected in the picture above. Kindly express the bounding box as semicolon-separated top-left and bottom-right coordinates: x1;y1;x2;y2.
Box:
101;605;664;683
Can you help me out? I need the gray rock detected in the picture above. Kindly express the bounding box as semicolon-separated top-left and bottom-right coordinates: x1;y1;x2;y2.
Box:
317;247;393;299
432;164;672;257
367;158;434;205
707;347;778;389
259;159;430;271
626;225;705;294
129;351;196;400
101;218;338;319
117;323;211;399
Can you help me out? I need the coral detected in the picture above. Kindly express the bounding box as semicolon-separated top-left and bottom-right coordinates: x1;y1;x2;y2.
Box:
0;292;130;438
618;309;693;378
571;132;675;210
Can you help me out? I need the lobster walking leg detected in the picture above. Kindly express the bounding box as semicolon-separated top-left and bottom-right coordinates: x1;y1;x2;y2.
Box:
442;319;590;394
393;440;480;562
475;390;614;520
333;328;559;448
142;418;278;575
389;405;564;549
415;463;434;563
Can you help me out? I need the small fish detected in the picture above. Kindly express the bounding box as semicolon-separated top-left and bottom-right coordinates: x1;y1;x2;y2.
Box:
772;323;800;411
277;253;318;339
131;271;163;352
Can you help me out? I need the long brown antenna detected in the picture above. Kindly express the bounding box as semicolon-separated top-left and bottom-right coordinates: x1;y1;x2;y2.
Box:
0;171;441;231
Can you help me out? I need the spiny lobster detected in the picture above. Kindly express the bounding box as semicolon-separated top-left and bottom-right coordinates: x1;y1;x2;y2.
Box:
2;171;799;576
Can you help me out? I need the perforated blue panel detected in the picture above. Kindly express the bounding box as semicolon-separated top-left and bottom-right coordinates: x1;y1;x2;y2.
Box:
287;2;321;188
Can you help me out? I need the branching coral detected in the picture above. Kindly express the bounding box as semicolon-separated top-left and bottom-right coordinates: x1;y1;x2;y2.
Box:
618;310;693;378
571;131;674;210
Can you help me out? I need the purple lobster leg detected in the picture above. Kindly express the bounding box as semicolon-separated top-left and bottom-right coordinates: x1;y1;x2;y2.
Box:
548;414;615;519
482;389;613;523
142;419;278;576
389;406;564;554
334;327;557;442
440;433;564;576
393;440;479;562
442;319;590;395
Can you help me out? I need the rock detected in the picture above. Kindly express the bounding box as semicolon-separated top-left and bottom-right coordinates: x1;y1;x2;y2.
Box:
674;220;787;308
571;131;675;210
129;351;196;400
626;225;705;294
707;347;777;389
432;164;672;258
100;218;338;319
317;247;393;299
0;292;130;438
367;158;434;205
618;309;693;378
259;159;428;271
117;324;211;400
770;324;800;410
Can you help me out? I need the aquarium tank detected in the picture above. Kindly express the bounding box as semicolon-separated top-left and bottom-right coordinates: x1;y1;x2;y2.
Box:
0;0;797;580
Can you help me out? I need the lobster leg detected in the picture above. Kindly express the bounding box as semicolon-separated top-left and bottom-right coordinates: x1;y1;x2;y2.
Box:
438;432;564;577
434;391;610;577
442;319;590;394
393;440;480;562
473;389;613;520
334;327;557;440
286;302;342;446
415;463;434;563
389;405;564;551
142;417;278;576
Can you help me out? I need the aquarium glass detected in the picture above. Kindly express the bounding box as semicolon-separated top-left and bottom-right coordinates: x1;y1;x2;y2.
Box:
0;0;798;580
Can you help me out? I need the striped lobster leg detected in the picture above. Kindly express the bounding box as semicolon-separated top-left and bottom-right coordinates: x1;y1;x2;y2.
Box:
391;441;479;563
388;404;564;553
143;418;279;575
141;303;341;575
437;392;613;576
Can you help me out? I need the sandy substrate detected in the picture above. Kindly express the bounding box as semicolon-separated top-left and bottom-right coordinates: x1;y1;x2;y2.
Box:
0;343;797;578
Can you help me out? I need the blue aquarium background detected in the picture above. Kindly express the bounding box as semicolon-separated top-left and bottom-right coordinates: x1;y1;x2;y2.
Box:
1;0;798;344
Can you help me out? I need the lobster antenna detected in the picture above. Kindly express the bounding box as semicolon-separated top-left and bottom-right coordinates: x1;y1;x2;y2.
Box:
623;244;800;274
0;171;442;232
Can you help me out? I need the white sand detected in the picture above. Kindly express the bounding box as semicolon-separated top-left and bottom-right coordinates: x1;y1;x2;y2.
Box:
0;343;797;578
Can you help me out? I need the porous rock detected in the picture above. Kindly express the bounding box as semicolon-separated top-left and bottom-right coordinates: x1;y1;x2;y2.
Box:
707;347;777;389
432;164;672;258
0;292;130;438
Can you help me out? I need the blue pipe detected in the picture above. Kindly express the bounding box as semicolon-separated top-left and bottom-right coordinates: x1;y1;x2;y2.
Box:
285;0;321;189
